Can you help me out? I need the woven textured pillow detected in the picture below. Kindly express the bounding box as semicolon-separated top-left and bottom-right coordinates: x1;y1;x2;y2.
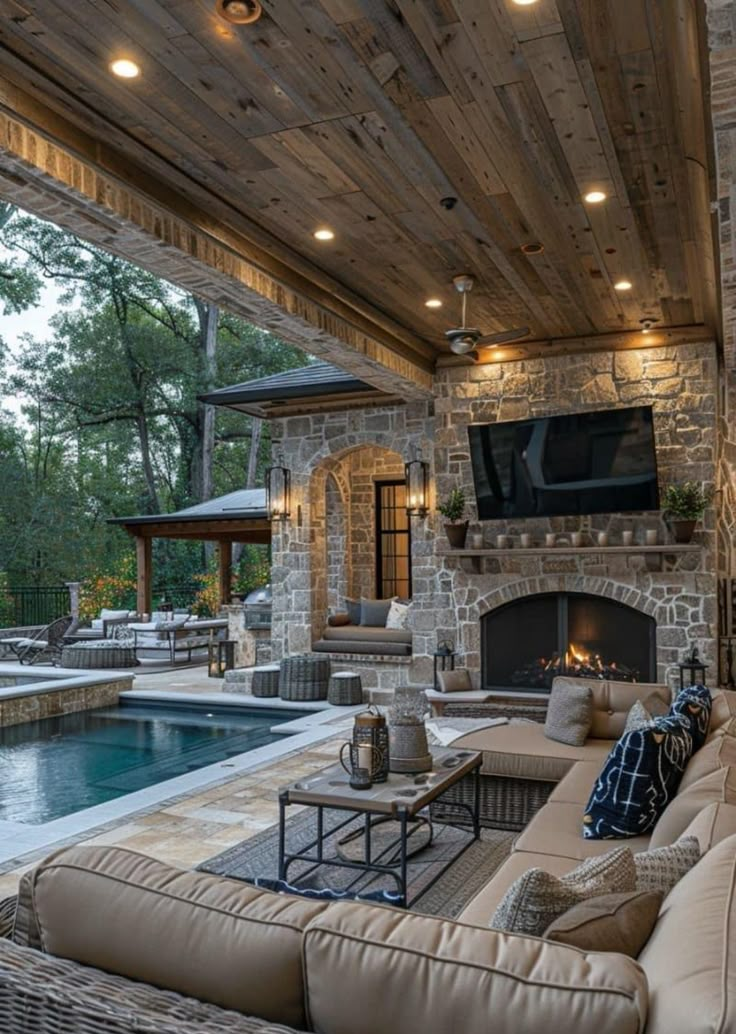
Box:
490;846;636;936
111;623;135;647
583;714;693;839
385;600;409;630
623;699;653;734
633;836;701;896
544;890;663;957
670;684;712;752
544;680;593;747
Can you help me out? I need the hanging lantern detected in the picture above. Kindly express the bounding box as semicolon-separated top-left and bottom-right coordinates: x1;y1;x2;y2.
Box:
265;453;291;521
405;445;429;517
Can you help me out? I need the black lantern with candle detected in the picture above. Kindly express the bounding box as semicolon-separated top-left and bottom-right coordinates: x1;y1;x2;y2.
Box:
678;644;708;690
350;707;389;783
433;640;456;690
209;637;236;678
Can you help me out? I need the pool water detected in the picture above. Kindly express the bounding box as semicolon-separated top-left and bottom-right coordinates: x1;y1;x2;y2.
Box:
0;703;309;825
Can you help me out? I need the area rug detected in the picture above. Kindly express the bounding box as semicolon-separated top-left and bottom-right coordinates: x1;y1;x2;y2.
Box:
198;809;514;918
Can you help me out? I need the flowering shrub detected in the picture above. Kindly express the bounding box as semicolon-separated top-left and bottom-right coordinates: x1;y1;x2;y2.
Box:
79;554;137;623
191;571;220;617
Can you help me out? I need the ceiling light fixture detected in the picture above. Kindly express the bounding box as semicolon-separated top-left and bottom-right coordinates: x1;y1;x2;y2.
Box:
313;228;335;241
640;318;659;335
583;190;607;204
520;242;545;255
614;279;633;291
511;0;539;5
425;298;443;309
110;58;140;79
215;0;263;24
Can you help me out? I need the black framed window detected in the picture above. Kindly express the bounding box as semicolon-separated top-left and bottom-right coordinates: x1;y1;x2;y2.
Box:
375;480;411;599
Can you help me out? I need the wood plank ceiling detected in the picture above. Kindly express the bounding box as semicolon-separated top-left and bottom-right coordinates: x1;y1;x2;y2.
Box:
0;0;719;360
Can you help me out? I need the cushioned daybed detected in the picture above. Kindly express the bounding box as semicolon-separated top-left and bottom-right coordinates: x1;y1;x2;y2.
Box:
312;624;412;656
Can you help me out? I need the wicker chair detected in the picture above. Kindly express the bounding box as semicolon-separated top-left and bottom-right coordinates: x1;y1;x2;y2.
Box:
0;615;74;665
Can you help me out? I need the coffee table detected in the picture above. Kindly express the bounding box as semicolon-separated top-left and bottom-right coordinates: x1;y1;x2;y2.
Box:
278;747;482;907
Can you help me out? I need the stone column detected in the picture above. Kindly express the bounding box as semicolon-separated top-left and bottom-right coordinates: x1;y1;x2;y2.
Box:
65;582;81;621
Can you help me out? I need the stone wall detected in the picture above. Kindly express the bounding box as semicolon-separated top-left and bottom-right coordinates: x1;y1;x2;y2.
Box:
0;677;131;728
270;340;722;693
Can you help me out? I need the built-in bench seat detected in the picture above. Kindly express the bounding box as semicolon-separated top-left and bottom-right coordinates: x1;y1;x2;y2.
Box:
312;623;411;656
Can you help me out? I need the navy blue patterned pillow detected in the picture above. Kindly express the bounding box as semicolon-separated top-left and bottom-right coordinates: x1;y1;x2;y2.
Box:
670;684;711;752
583;714;693;839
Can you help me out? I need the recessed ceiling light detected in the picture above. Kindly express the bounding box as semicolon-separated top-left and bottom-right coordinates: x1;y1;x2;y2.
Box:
614;279;633;291
511;0;539;5
584;190;607;204
110;58;140;79
215;0;263;24
425;298;443;309
313;228;335;241
640;318;659;334
520;242;545;255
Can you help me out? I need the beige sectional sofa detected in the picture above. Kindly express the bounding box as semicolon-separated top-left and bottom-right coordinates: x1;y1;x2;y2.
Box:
2;679;735;1034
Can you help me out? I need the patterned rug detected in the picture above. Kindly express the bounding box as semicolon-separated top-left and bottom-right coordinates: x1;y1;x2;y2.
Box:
198;809;514;918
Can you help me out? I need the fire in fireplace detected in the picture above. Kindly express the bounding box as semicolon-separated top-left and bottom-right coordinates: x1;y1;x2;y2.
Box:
481;592;656;692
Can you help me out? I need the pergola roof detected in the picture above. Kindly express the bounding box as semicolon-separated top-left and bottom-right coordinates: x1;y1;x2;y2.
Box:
109;489;270;543
199;361;401;418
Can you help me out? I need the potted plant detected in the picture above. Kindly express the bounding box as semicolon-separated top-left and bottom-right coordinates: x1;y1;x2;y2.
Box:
438;487;469;548
661;481;711;543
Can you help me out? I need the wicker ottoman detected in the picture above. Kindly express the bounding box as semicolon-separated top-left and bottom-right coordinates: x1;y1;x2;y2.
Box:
279;655;330;701
328;671;363;706
61;641;136;669
251;664;280;698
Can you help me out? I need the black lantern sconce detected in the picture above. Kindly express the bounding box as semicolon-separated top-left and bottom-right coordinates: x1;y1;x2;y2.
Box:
433;639;456;690
265;453;291;522
405;445;429;518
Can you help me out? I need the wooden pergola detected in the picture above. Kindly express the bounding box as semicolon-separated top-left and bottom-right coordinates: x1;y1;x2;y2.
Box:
109;490;270;615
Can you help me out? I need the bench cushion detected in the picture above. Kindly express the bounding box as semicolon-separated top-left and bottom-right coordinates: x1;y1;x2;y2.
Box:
453;722;613;782
322;625;411;645
303;900;648;1034
20;845;328;1030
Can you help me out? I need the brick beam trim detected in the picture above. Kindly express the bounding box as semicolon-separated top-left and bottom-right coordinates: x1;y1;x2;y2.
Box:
0;105;433;400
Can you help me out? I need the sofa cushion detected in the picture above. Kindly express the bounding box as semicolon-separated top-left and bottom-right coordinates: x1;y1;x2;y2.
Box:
572;678;670;740
544;680;593;747
549;761;607;805
678;727;736;791
457;851;583;927
436;668;472;693
678;800;736;852
669;684;712;752
491;846;637;937
648;766;736;848
632;837;701;895
709;688;736;735
517;801;651;860
638;833;736;1034
303;900;648;1034
21;845;328;1029
544;890;662;958
583;715;693;839
453;722;613;782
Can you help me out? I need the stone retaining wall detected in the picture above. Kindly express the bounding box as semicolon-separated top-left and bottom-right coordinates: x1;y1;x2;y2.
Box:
0;677;131;728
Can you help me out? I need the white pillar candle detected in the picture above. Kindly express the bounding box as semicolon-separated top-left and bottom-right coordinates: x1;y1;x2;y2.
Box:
496;534;509;548
645;529;658;545
597;531;609;546
571;531;583;547
357;744;373;773
545;533;556;547
622;530;634;546
520;533;531;548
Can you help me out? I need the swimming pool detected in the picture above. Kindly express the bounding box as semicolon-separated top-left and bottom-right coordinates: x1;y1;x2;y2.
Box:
0;701;310;825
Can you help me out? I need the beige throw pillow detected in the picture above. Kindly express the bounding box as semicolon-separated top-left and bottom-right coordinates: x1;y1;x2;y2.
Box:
544;680;593;747
649;766;736;848
544;890;662;957
490;847;636;937
633;836;701;895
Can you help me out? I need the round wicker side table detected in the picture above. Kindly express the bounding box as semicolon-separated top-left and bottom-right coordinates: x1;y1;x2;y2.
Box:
279;655;330;701
251;664;280;698
328;671;363;706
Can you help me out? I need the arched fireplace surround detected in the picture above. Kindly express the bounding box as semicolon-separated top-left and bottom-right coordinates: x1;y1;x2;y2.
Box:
481;592;657;692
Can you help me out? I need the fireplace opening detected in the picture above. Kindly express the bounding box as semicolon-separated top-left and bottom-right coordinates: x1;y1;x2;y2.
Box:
481;592;656;692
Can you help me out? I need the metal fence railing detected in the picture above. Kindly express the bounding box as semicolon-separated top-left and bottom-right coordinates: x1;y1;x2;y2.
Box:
0;585;70;627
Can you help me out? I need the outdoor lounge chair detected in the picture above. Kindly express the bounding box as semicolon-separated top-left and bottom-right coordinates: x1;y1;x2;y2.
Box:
0;615;74;665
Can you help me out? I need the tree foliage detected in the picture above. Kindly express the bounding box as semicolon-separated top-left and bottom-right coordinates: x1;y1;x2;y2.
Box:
0;210;308;597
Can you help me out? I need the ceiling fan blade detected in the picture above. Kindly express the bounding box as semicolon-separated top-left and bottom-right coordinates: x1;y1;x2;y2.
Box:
476;326;530;347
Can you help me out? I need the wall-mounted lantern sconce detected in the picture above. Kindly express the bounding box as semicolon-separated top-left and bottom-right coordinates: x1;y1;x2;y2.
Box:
405;445;429;518
265;453;291;521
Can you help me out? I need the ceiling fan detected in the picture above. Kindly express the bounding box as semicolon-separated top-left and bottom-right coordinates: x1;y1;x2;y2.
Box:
444;275;530;356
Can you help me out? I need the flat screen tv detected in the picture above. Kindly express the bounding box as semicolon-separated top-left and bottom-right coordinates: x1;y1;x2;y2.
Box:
468;405;659;519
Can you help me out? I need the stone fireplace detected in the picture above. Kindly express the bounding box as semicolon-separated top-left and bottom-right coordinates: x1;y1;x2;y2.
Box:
480;592;657;692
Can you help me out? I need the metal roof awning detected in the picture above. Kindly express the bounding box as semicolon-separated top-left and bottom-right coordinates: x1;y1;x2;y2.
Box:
198;361;403;418
109;489;270;542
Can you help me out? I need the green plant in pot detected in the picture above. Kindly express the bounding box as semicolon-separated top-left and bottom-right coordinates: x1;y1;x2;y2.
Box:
438;487;469;549
661;481;711;543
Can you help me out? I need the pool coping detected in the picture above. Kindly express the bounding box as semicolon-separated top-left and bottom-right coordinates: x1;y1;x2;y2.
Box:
0;663;134;699
0;692;358;867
